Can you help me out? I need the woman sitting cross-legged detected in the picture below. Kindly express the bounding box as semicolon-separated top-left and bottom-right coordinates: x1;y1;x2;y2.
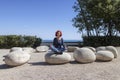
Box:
50;30;66;54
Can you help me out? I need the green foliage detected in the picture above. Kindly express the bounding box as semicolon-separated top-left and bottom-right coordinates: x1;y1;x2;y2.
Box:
73;0;120;37
22;36;36;47
83;36;120;47
73;0;120;46
32;37;42;48
0;35;42;48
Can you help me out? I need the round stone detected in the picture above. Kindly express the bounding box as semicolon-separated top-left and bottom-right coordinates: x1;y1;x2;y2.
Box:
67;46;79;52
73;48;96;63
106;46;118;58
45;51;72;64
10;47;22;52
96;50;114;61
36;46;49;52
83;47;96;52
3;50;31;66
96;46;106;52
22;47;35;53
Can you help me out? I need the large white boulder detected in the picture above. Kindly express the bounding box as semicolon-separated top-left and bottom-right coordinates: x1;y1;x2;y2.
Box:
3;51;31;66
22;47;35;53
106;46;118;58
96;46;106;52
96;50;114;61
45;51;72;64
73;48;96;63
83;47;96;52
67;46;79;52
36;46;49;52
10;47;22;52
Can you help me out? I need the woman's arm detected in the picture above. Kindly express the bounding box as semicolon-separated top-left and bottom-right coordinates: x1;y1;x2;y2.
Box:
61;38;67;50
53;38;57;47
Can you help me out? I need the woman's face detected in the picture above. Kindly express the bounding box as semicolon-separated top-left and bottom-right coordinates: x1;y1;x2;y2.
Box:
56;32;61;37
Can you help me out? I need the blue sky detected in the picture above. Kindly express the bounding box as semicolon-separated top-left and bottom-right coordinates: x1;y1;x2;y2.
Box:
0;0;82;40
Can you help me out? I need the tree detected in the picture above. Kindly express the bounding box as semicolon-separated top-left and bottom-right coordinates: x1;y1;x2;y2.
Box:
73;0;120;37
72;0;92;37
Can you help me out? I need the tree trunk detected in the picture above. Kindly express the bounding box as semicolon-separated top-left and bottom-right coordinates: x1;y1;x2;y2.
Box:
108;22;112;37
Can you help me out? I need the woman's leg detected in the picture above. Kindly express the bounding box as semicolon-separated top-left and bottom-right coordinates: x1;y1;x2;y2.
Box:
57;48;65;54
59;48;65;52
50;45;60;53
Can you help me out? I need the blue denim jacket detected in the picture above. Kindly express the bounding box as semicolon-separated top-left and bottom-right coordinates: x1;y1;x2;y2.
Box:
53;38;65;49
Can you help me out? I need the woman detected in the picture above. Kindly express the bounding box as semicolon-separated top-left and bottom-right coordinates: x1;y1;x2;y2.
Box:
50;30;66;54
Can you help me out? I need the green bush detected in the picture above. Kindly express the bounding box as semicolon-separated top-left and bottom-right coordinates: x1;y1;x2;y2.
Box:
0;35;42;49
82;36;120;47
32;37;42;48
